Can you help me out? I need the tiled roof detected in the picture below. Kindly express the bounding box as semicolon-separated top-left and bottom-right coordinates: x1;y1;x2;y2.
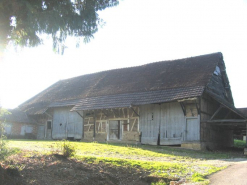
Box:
19;52;222;115
0;108;37;124
72;86;204;111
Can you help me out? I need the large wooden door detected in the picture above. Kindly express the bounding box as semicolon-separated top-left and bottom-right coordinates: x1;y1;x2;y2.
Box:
185;117;200;141
139;104;160;145
68;111;83;139
160;103;184;145
52;108;67;139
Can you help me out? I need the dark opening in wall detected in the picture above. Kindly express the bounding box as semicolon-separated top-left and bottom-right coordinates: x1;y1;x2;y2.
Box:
47;121;52;129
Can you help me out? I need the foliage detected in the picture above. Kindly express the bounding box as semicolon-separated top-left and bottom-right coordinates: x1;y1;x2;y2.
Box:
234;139;246;148
0;0;119;54
0;108;11;160
62;140;75;157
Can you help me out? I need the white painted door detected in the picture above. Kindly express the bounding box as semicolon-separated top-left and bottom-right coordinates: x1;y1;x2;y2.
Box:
185;117;200;141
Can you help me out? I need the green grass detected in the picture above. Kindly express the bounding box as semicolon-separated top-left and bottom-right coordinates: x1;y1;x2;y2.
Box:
234;139;246;148
6;140;230;184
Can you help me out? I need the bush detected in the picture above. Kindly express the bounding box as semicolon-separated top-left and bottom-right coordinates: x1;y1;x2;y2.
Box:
62;140;75;158
234;139;246;148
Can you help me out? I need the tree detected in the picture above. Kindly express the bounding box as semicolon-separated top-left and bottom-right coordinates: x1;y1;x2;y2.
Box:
0;0;118;54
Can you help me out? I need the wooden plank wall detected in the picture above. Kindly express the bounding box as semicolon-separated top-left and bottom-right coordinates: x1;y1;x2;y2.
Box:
160;102;185;145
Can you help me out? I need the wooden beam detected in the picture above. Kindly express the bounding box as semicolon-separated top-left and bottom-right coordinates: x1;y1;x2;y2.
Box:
207;119;247;123
200;111;212;116
131;119;137;131
195;102;200;114
44;112;52;118
130;107;140;117
210;106;223;120
93;110;96;139
246;123;247;147
76;111;84;118
179;102;186;116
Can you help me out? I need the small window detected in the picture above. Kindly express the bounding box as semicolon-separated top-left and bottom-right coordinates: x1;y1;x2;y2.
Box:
214;66;221;76
47;121;52;129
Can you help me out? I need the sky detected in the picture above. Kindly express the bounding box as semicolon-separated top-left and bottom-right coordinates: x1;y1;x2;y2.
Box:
0;0;247;109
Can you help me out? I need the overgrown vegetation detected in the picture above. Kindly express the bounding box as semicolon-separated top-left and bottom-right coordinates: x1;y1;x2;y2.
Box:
234;139;246;148
6;140;239;184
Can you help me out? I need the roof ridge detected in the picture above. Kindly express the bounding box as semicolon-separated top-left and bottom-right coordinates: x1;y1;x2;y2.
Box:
61;52;222;81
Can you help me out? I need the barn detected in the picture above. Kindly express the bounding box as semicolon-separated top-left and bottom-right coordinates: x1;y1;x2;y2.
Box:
2;52;246;150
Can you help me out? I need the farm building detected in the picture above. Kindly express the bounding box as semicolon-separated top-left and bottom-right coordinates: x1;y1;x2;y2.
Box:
0;108;37;139
1;52;246;150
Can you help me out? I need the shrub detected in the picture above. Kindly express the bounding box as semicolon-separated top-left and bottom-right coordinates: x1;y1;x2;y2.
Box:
62;140;75;158
234;139;246;148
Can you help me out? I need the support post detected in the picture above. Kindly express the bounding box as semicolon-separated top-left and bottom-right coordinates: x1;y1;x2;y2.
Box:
246;123;247;147
93;110;96;140
245;123;247;155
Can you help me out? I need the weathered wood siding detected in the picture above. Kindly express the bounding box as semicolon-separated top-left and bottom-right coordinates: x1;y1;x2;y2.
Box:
140;101;200;145
52;107;83;140
160;103;185;145
139;104;160;145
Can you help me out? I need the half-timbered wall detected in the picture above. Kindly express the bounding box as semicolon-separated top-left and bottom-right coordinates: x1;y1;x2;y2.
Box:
83;107;140;143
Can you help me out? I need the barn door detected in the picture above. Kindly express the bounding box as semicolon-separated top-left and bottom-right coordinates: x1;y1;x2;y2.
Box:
139;105;160;145
160;103;184;145
52;109;67;139
185;117;200;141
109;120;121;140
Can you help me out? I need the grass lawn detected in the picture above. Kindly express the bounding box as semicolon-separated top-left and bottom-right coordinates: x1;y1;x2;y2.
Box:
4;140;246;184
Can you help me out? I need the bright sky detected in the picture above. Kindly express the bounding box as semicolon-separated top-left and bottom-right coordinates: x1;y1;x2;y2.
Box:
0;0;247;109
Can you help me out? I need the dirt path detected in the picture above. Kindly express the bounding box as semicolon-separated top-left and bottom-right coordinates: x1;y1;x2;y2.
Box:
209;160;247;185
